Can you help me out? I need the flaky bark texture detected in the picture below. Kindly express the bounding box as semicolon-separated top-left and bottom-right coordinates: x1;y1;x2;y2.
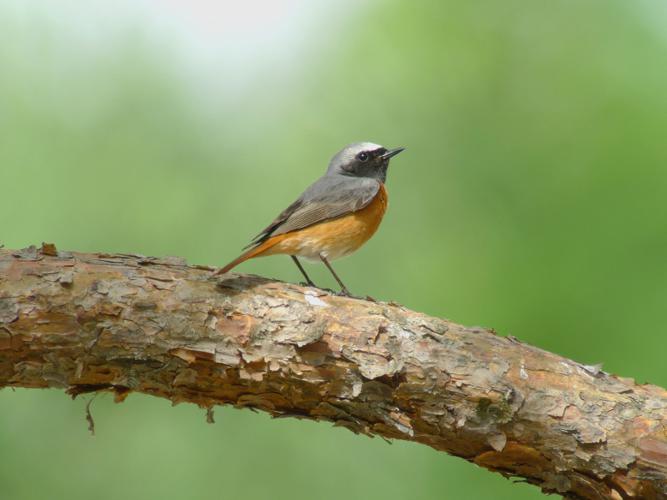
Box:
1;246;666;499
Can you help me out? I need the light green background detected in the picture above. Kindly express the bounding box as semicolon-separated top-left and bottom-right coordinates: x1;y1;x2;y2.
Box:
1;1;666;499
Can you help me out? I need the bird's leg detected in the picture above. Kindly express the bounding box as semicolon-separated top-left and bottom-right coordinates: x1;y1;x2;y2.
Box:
291;256;316;287
319;254;351;297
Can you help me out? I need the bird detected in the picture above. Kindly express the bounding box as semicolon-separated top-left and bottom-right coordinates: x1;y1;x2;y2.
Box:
215;142;405;296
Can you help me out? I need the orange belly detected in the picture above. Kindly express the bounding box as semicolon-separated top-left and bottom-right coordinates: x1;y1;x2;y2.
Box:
261;184;388;261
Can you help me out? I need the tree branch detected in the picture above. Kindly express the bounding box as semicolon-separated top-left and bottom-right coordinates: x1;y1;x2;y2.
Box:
1;246;666;499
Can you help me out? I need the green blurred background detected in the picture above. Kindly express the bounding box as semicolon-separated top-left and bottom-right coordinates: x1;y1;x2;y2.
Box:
1;1;667;498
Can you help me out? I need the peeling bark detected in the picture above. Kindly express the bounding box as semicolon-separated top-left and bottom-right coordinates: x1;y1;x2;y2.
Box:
0;246;666;499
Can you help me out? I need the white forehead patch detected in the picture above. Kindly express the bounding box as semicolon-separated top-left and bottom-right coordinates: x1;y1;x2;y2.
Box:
347;142;383;154
335;142;383;163
328;142;386;171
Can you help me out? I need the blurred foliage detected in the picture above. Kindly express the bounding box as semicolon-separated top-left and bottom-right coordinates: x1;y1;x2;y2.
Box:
2;1;667;499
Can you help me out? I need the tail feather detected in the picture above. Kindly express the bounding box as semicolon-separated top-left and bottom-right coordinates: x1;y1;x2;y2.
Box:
215;237;281;275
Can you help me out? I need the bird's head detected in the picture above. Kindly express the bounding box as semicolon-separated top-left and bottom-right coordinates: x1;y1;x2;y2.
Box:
327;142;405;183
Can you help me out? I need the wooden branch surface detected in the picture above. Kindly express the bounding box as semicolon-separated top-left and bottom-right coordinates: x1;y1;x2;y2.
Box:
0;246;666;499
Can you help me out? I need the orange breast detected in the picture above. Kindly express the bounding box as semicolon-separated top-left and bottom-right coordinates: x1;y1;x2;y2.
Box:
261;184;388;261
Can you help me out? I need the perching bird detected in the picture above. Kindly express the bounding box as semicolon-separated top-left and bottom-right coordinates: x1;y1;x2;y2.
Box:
216;142;405;295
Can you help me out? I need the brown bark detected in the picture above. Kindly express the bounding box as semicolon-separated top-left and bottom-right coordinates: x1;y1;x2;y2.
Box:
1;245;666;499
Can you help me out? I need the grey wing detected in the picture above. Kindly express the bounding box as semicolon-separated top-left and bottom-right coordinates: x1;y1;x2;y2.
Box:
245;175;380;248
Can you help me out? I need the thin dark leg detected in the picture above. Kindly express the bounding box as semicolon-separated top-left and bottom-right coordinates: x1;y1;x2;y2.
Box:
319;254;351;296
291;256;316;287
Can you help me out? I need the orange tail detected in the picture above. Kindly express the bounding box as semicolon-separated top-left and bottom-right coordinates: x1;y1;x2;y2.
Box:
215;237;281;275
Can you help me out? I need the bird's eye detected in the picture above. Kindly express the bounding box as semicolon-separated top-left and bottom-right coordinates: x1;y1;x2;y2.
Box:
357;152;369;162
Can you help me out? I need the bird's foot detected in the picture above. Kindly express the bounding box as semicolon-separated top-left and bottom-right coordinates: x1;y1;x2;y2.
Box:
300;283;337;294
334;289;376;302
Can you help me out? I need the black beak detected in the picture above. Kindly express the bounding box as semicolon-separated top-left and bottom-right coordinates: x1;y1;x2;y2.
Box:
381;147;405;160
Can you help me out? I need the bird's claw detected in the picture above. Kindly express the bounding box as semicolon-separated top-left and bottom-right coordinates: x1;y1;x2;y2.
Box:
336;288;352;297
299;282;337;294
335;290;375;302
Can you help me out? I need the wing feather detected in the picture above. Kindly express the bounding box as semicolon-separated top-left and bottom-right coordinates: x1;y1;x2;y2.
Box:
245;175;380;248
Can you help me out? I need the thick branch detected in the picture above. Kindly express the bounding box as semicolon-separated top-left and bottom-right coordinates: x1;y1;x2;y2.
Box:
1;246;666;499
